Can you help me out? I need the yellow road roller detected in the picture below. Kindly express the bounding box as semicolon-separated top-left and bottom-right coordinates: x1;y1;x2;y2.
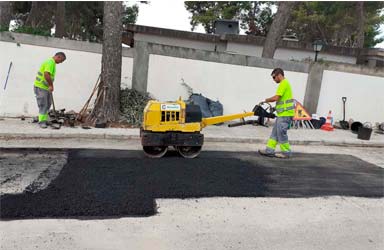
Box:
140;98;274;158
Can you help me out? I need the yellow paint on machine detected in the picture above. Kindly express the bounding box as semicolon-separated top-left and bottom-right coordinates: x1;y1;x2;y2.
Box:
142;98;255;132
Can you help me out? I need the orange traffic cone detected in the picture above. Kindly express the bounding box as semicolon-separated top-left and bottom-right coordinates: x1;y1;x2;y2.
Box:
321;110;334;131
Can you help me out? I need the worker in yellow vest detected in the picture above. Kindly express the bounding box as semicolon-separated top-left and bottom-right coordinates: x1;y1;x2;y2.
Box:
259;68;294;158
34;52;66;128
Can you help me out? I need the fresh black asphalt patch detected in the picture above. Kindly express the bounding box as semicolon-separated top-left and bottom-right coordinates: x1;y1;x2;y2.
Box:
1;149;383;219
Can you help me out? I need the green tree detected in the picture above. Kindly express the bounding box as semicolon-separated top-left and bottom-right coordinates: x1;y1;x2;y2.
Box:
64;1;104;41
7;1;139;42
185;1;384;48
363;3;384;48
288;1;384;48
123;3;139;27
262;1;298;58
241;2;274;36
355;1;365;48
185;1;274;35
63;1;139;42
0;1;13;31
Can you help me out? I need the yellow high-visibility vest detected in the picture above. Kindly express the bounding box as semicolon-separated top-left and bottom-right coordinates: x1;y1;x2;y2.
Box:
34;58;56;90
275;78;294;117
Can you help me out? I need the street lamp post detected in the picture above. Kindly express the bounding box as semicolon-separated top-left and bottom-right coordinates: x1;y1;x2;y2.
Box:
313;40;323;62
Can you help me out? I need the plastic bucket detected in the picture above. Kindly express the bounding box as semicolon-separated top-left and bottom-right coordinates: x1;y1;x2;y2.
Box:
357;126;372;140
351;122;363;134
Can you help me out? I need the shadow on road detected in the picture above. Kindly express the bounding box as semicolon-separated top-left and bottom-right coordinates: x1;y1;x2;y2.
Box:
1;149;383;219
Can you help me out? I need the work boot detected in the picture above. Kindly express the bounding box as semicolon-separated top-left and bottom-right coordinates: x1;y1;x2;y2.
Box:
39;122;48;129
274;152;291;159
258;149;275;157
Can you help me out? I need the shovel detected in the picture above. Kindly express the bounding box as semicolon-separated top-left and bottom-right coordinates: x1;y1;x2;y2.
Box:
340;97;349;130
50;93;62;129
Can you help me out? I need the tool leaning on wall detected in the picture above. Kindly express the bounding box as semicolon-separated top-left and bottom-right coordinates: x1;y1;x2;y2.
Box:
339;97;349;130
3;62;13;90
0;62;13;120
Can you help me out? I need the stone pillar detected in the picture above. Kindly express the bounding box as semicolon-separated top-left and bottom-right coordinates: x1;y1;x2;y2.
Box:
303;63;324;115
132;41;150;93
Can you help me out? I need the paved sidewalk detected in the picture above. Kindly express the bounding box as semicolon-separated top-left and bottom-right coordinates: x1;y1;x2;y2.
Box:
0;118;383;147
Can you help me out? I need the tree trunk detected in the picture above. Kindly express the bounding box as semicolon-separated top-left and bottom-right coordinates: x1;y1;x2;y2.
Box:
25;2;54;28
0;1;12;30
25;1;39;27
55;1;65;38
92;1;123;123
262;1;297;58
247;2;257;35
355;1;365;48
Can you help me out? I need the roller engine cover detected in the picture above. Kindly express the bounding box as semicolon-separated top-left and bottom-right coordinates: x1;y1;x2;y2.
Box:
185;104;202;123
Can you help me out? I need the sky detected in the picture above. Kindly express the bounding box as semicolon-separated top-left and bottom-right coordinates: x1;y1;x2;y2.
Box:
132;0;384;49
134;0;206;33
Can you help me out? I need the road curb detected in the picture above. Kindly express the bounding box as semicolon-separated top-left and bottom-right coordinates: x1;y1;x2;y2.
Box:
0;133;383;148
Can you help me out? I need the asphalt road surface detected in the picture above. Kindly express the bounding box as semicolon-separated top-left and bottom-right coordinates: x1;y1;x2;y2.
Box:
1;149;383;219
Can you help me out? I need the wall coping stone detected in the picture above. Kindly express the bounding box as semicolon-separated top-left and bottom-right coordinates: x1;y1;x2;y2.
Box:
0;32;133;57
126;24;383;58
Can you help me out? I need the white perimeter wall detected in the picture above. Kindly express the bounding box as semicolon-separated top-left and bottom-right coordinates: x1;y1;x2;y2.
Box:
0;41;133;117
147;55;308;115
317;70;384;124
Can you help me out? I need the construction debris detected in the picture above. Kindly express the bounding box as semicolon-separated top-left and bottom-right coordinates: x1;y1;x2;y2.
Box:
180;79;224;119
48;109;77;128
119;88;152;126
95;122;107;128
74;75;152;128
377;123;384;134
